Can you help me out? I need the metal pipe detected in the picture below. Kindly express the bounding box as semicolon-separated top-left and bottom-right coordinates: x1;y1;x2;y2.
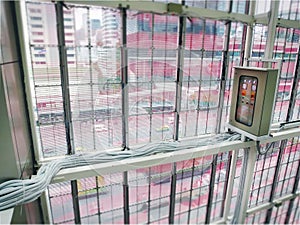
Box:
55;2;80;224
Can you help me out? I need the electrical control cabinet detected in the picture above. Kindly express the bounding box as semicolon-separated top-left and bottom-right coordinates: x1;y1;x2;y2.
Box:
228;67;279;139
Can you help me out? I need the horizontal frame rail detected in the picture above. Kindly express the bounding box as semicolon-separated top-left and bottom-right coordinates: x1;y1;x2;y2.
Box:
61;1;300;28
246;192;300;216
64;1;254;23
52;127;300;184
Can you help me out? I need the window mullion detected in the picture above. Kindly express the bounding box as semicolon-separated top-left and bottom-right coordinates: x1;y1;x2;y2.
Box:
215;20;231;134
55;2;75;155
286;44;300;121
121;8;129;149
120;7;130;225
264;0;279;64
284;159;300;223
169;3;186;223
55;2;81;224
174;14;186;141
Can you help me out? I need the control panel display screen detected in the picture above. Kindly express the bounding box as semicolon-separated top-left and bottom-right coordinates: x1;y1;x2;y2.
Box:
235;76;258;126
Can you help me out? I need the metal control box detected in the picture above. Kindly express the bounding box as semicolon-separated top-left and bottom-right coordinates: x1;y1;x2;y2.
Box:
228;67;278;139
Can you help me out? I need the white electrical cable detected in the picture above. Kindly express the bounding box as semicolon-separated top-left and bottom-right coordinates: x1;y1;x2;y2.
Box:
0;133;240;211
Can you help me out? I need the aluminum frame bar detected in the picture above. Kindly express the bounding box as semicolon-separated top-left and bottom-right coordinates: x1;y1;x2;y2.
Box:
54;0;300;30
210;2;233;222
223;149;239;222
246;193;300;216
46;127;300;184
64;0;254;24
264;0;280;63
264;139;287;223
243;0;256;66
232;146;257;224
215;18;231;133
52;139;254;184
277;18;300;29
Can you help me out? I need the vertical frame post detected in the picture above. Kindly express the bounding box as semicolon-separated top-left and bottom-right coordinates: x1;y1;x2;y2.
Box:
284;160;300;223
121;8;129;149
232;146;257;224
286;45;300;121
215;0;232;134
264;140;286;223
173;13;186;141
55;2;75;155
208;1;233;223
264;0;279;64
223;150;239;222
169;1;186;223
120;7;130;224
243;0;256;66
205;154;218;224
55;2;81;224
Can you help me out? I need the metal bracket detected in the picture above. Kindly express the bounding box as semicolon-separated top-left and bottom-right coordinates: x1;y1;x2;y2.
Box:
167;3;183;15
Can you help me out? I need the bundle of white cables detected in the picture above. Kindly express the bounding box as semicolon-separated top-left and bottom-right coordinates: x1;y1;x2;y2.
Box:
0;133;240;211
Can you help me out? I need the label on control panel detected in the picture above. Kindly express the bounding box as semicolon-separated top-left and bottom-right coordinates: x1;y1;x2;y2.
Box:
235;75;258;126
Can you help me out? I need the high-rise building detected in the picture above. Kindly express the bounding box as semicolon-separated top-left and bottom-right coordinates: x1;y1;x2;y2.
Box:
26;3;76;67
97;9;120;80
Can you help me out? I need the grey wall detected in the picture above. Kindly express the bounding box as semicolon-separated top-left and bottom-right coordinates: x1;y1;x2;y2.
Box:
0;1;42;223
